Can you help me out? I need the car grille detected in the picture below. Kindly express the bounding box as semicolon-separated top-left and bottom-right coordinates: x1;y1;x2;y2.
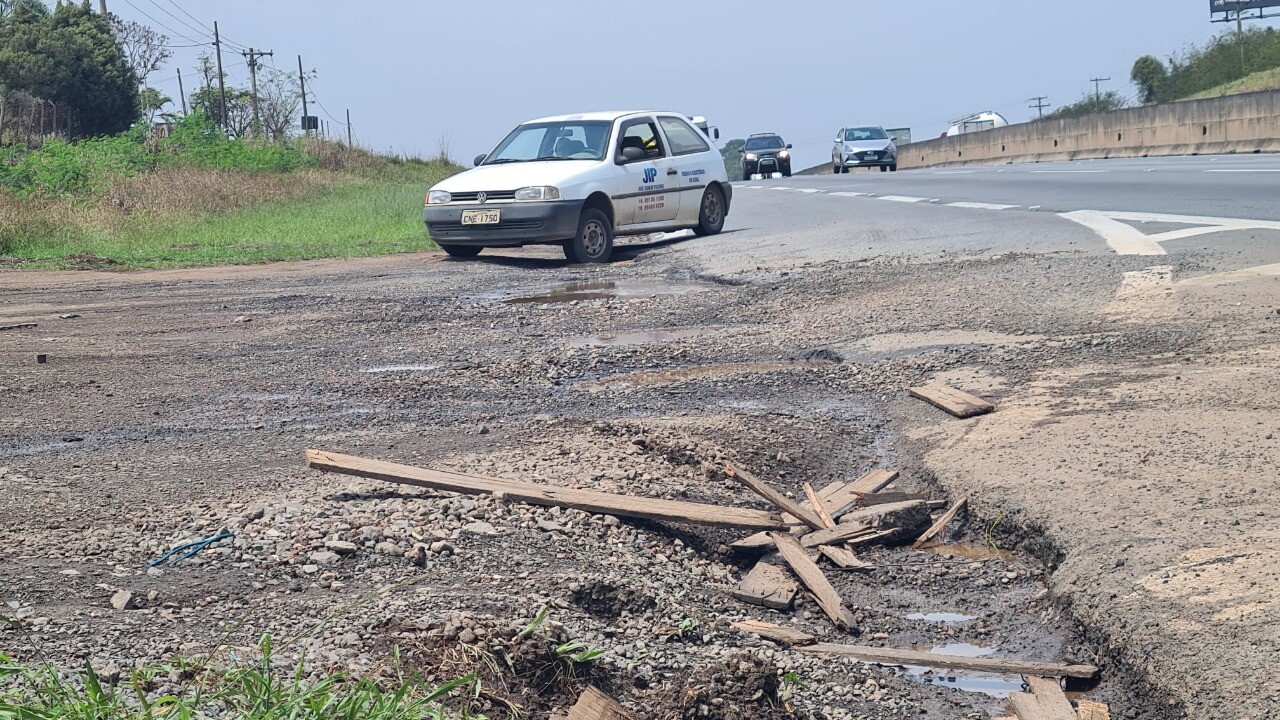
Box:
450;190;517;203
429;220;545;232
857;151;881;160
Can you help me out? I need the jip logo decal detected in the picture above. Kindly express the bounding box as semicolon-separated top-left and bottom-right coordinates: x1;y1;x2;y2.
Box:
642;167;657;184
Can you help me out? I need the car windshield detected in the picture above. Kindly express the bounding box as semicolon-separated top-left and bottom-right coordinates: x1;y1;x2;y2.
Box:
844;127;889;141
484;120;611;163
744;136;785;151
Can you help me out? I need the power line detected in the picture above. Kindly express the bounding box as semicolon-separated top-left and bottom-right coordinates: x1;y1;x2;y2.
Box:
161;0;251;52
141;0;214;43
1028;96;1050;119
116;0;210;47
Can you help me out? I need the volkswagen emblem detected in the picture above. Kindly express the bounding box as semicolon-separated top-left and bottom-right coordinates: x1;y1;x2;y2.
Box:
476;191;488;204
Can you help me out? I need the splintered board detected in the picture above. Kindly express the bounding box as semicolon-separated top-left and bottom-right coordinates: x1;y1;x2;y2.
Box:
731;560;798;610
908;382;995;418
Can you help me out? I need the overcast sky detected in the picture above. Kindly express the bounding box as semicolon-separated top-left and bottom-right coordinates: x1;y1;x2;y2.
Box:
111;0;1279;170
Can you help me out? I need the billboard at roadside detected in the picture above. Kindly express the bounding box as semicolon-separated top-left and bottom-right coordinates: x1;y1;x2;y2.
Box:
1210;0;1280;14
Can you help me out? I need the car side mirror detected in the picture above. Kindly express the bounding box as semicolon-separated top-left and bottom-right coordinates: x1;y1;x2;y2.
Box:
713;128;720;140
619;146;645;163
737;148;745;154
473;154;486;167
890;136;898;142
786;144;793;149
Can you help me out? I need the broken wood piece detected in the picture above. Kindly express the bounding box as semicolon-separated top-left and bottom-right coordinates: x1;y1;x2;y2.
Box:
730;619;815;647
913;498;968;547
848;468;900;495
730;479;864;551
306;450;787;530
909;382;995;418
796;642;1098;678
725;465;827;531
819;545;873;570
801;500;933;548
731;559;798;610
843;529;898;547
769;532;857;631
854;491;931;506
799;522;876;549
1075;700;1111;720
1009;694;1052;720
1024;677;1077;720
566;686;634;720
802;482;836;528
0;322;37;331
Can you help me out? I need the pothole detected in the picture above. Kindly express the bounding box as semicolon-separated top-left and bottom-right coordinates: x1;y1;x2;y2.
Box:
503;279;721;305
903;643;1024;698
920;542;1016;563
569;580;656;619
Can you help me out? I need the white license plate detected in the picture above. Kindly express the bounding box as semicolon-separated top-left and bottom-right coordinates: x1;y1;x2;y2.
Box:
461;209;500;225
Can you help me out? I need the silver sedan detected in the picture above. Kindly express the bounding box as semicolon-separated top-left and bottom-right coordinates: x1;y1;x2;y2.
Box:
832;126;898;173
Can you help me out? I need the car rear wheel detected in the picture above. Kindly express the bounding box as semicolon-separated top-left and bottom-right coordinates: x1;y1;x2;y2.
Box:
441;244;482;258
692;186;726;237
840;165;849;174
890;163;898;172
563;209;613;263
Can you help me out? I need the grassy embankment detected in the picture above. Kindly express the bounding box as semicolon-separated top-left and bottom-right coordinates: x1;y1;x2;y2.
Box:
0;115;460;270
1183;65;1280;100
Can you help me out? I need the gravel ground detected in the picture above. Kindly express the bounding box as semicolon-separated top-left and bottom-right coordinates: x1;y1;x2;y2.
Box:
0;240;1259;717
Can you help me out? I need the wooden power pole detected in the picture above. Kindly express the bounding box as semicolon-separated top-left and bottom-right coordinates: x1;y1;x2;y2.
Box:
213;21;228;133
241;48;274;136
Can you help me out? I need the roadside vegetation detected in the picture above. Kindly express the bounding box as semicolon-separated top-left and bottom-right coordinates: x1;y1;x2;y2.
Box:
1131;26;1280;104
0;638;485;719
1042;91;1129;120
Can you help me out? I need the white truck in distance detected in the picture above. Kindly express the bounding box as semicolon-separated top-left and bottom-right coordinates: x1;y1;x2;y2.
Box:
423;111;731;263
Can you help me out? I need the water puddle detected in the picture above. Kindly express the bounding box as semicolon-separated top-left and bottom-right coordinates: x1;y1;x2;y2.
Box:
903;643;1024;698
584;359;835;390
503;279;720;305
570;327;720;348
363;364;439;373
905;612;976;623
921;542;1015;563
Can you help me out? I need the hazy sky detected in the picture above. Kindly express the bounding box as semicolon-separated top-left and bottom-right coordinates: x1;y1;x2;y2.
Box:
110;0;1279;169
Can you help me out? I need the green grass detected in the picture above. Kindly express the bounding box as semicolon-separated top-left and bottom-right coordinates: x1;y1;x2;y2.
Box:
0;638;487;720
1182;65;1280;100
2;181;439;269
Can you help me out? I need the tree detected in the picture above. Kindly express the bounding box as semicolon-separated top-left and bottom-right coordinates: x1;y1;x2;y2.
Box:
1131;55;1168;104
187;53;253;137
138;85;169;123
257;66;311;141
0;0;48;20
720;138;745;180
107;12;169;87
0;1;138;137
1043;91;1128;120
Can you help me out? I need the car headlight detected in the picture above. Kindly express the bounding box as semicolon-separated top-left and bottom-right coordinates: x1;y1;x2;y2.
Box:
427;190;451;205
514;186;561;201
778;150;790;159
744;153;757;161
844;144;855;153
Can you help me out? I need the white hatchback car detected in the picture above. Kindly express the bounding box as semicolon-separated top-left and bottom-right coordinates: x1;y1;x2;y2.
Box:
423;111;731;263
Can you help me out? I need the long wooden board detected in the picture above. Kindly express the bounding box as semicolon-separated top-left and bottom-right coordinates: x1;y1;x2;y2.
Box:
795;643;1098;678
770;532;856;631
730;620;815;646
819;545;873;570
798;522;875;549
1009;693;1053;720
731;478;863;551
725;465;826;531
909;382;995;418
855;491;931;506
848;468;900;495
566;686;634;720
731;560;797;610
307;450;786;530
1024;677;1077;720
914;498;968;547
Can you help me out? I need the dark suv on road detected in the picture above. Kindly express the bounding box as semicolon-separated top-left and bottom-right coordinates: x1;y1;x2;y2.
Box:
741;133;792;179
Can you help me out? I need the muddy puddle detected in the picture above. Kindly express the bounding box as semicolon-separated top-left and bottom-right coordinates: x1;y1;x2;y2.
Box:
502;278;721;304
903;643;1024;698
584;359;835;390
569;327;720;348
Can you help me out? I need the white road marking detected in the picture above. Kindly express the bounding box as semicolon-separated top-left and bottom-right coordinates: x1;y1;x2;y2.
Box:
830;192;873;198
795;188;824;193
768;187;794;191
948;202;1020;210
878;195;930;203
1060;209;1280;255
1203;169;1280;173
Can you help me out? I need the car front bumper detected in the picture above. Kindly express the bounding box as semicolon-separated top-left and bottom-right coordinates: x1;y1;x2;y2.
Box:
840;153;896;167
744;156;791;175
423;199;584;246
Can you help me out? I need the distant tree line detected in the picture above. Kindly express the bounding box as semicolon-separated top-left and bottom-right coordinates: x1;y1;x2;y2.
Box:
1131;26;1280;104
1042;91;1129;121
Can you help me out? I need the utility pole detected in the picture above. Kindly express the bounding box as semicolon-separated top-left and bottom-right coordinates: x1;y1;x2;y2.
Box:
297;55;310;137
1028;96;1050;119
213;21;228;133
345;108;352;146
241;48;274;136
1237;8;1247;74
177;68;188;115
99;0;106;13
1090;77;1111;101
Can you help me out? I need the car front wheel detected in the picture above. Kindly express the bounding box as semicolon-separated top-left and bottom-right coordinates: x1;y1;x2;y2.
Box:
441;244;482;258
563;209;613;263
692;186;726;237
890;163;898;172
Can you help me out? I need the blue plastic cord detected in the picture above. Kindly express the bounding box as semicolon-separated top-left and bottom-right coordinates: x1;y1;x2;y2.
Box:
148;530;234;568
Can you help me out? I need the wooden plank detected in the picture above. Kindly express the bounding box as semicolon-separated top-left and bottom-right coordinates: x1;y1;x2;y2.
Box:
730;560;797;610
909;382;995;418
730;619;815;646
769;532;856;631
0;322;37;331
1009;693;1052;720
819;545;873;570
795;642;1098;679
913;498;968;547
725;465;826;531
730;479;860;551
844;529;897;547
855;491;931;506
803;482;836;528
1025;677;1077;720
1076;700;1111;720
799;522;875;549
307;450;786;530
566;686;634;720
848;468;900;495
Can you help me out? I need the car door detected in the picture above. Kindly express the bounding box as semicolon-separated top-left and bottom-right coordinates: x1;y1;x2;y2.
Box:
656;115;719;226
612;116;680;228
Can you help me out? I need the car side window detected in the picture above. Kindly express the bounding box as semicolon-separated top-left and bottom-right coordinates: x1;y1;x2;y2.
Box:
617;119;666;162
657;117;711;156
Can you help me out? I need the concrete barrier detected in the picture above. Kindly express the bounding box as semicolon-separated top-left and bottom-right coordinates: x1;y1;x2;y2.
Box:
900;89;1280;169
